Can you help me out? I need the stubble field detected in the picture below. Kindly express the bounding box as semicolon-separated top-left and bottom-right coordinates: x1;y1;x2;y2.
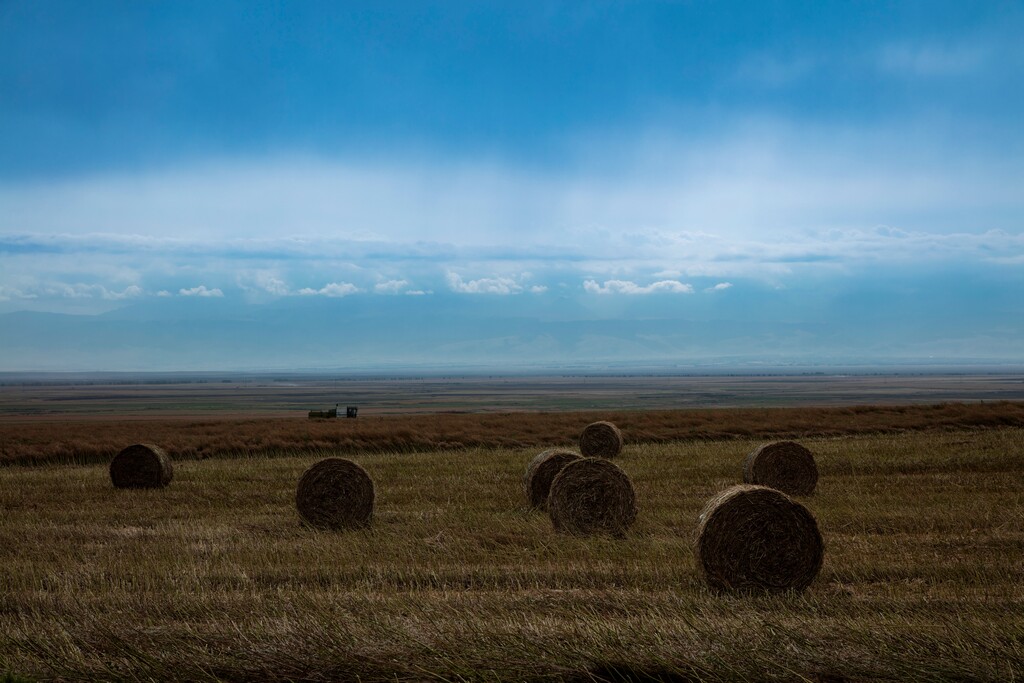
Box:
2;376;1023;681
2;419;1023;681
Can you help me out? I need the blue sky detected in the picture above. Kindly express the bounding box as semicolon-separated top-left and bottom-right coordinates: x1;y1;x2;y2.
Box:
1;1;1023;369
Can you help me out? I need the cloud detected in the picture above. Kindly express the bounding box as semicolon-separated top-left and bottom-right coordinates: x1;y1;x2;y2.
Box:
297;282;360;297
404;289;431;296
107;285;143;299
583;279;694;295
179;285;224;297
2;226;1022;312
529;285;548;294
157;290;172;297
374;279;409;295
238;273;289;296
0;286;36;301
4;115;1020;250
30;283;145;300
706;282;733;292
1;119;1023;312
446;271;523;295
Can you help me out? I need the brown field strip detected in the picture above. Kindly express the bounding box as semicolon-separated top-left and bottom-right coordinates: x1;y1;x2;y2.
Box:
3;401;1023;466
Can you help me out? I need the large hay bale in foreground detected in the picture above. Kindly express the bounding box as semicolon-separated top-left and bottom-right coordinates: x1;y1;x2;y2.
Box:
295;457;374;530
579;420;624;458
109;443;173;489
524;448;583;510
548;457;637;536
743;440;818;496
696;484;824;593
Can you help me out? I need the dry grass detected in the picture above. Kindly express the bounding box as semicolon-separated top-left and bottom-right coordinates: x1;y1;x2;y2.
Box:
1;426;1023;680
3;401;1024;467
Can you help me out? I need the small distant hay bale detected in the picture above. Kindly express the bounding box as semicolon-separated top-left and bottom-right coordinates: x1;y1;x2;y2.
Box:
109;443;173;489
295;457;374;530
579;420;624;458
743;441;819;496
548;458;637;537
523;448;583;510
696;484;824;593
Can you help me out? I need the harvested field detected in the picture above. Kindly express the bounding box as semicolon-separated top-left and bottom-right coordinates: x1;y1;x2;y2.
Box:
1;426;1022;681
3;372;1024;418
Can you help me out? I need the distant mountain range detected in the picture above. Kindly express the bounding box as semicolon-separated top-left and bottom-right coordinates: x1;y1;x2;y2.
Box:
3;291;1022;372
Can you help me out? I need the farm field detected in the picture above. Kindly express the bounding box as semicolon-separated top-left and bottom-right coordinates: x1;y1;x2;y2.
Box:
3;372;1024;418
2;424;1023;681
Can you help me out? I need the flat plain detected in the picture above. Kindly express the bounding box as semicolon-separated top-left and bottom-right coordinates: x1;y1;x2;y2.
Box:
1;375;1023;681
3;371;1024;418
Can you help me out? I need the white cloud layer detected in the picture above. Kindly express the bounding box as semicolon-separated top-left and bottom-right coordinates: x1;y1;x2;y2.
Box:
298;282;360;297
1;120;1023;312
3;118;1022;249
374;279;409;294
583;279;694;295
0;283;142;301
446;272;523;295
179;285;224;297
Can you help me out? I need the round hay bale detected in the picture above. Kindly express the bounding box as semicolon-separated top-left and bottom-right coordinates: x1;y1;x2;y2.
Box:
696;484;824;593
523;448;583;510
295;457;374;530
109;443;173;489
548;457;637;537
743;440;818;496
579;420;624;459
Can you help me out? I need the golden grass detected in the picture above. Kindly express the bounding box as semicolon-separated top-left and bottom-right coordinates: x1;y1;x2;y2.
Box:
1;427;1023;680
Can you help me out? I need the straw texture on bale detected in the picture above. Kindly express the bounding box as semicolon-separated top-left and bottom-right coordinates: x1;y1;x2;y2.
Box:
579;420;624;458
743;440;819;496
548;457;637;536
524;448;583;510
109;443;173;489
696;484;824;593
295;457;375;530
